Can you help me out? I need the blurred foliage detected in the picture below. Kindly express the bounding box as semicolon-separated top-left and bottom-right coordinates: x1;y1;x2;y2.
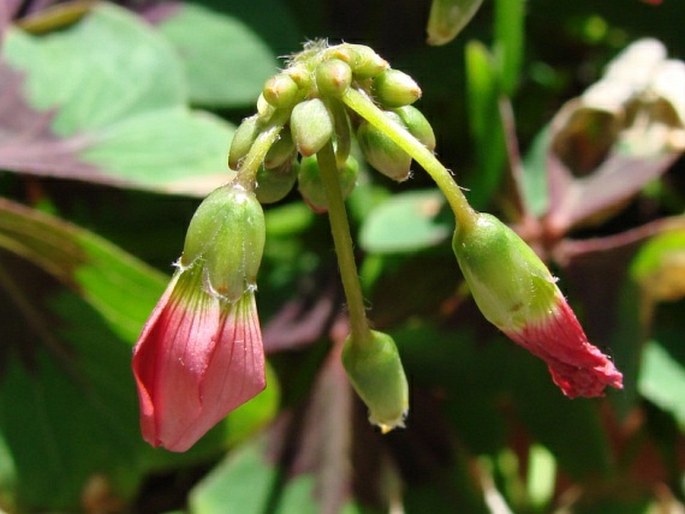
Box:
1;0;684;513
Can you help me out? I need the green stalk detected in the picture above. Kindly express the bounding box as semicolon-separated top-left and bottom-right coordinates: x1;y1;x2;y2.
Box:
236;110;290;189
316;141;371;344
342;87;478;232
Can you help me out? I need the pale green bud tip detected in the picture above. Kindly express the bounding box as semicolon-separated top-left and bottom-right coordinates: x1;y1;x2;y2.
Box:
373;69;422;108
182;184;265;303
427;0;485;46
342;330;409;433
335;44;389;79
452;213;558;333
290;98;334;157
228;116;259;170
316;58;353;98
263;73;300;109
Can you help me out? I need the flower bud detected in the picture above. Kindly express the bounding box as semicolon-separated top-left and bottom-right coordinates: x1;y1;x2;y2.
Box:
297;155;359;213
334;44;389;79
285;63;314;90
452;213;623;398
426;0;485;46
228;115;259;170
357;112;412;181
342;330;409;433
290;98;334;157
316;58;353;98
373;69;422;108
262;73;300;109
256;160;298;204
182;184;265;302
394;105;436;151
264;131;296;169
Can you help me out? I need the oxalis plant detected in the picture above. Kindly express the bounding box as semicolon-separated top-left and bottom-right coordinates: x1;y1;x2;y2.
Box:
132;41;622;452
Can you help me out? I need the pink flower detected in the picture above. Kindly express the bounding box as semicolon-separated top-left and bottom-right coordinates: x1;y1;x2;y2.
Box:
132;264;265;452
505;295;623;398
453;213;623;398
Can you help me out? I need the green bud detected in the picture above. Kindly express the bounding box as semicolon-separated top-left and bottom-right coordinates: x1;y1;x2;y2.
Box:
426;0;485;46
342;330;409;433
256;93;275;120
290;98;334;157
297;155;359;213
337;44;389;79
357;112;412;181
393;105;436;151
284;63;314;91
264;131;296;169
182;184;265;302
316;58;353;98
256;160;298;204
228;115;259;170
452;213;558;332
262;73;300;109
373;69;422;108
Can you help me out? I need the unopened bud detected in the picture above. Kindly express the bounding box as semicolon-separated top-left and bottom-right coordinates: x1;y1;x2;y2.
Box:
264;131;296;169
373;69;422;108
342;330;409;433
316;58;353;98
182;184;265;302
342;44;389;79
357;112;412;181
263;73;300;109
228;115;259;170
297;155;359;213
394;105;436;151
290;98;334;157
426;0;485;46
256;160;298;204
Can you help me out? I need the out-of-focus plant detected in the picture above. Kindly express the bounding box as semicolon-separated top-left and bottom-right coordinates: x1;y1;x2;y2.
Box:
0;1;683;513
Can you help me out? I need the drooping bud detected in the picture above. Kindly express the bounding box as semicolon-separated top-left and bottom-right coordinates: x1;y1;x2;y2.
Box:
342;330;409;433
357;112;412;181
394;105;436;151
337;44;389;79
452;213;623;398
316;58;353;98
182;184;265;302
426;0;485;46
297;154;359;213
228;115;259;170
256;160;298;204
290;98;334;157
262;73;300;109
285;62;314;90
373;69;422;108
264;131;296;169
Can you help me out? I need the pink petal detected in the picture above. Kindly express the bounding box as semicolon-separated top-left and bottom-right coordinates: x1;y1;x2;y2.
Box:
506;298;623;398
132;266;265;452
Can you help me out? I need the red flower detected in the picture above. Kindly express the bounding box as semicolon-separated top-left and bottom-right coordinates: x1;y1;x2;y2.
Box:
132;264;265;452
506;296;623;398
453;213;623;398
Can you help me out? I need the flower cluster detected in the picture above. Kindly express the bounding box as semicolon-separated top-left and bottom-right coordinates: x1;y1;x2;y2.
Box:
132;41;622;452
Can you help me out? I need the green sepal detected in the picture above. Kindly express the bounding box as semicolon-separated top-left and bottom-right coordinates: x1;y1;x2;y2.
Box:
182;184;265;302
262;73;301;109
394;105;436;151
452;213;558;332
228;115;259;170
342;330;409;433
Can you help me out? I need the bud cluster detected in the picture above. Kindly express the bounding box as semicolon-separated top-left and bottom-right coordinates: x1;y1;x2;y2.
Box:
228;41;437;212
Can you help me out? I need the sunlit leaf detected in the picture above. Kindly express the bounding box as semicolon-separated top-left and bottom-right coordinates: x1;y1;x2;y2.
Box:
0;3;235;195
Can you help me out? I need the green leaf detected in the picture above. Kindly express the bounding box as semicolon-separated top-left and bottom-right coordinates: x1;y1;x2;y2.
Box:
1;3;235;195
0;197;166;343
359;190;452;253
638;341;685;428
156;2;284;107
464;41;507;209
494;0;525;95
520;127;551;216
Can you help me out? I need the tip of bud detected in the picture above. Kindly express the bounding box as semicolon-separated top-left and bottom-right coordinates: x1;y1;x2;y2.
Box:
290;98;335;157
373;69;422;108
263;73;301;109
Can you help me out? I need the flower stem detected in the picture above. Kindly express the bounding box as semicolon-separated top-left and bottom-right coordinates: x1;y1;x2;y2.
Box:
317;141;371;344
236;110;290;189
342;87;478;231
